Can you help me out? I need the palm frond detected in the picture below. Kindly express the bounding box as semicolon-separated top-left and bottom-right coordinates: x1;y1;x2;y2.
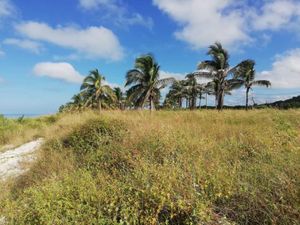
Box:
197;60;218;71
226;79;244;91
231;59;255;79
189;70;214;79
156;77;175;89
252;80;271;87
125;69;144;86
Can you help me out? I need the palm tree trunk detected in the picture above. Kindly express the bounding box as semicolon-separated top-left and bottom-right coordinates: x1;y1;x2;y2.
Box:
190;97;194;110
98;99;102;112
199;93;202;109
205;93;208;109
217;89;224;110
246;88;250;111
149;96;155;111
178;97;182;108
186;98;189;109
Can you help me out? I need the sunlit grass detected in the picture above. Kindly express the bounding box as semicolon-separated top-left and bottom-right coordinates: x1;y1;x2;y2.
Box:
0;109;299;224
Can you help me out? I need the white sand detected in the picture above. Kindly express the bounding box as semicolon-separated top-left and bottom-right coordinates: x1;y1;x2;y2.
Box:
0;139;44;180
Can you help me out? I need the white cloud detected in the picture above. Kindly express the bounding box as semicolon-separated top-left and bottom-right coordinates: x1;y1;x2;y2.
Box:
0;0;14;17
152;0;300;50
3;38;43;54
33;62;84;84
79;0;153;29
153;0;250;49
15;21;124;60
160;70;185;80
252;0;300;31
258;49;300;88
33;62;121;88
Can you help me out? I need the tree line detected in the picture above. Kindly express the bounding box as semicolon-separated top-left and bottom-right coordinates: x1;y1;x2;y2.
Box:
59;42;271;112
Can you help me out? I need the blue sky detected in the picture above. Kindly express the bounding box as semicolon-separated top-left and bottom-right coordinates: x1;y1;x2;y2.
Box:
0;0;300;114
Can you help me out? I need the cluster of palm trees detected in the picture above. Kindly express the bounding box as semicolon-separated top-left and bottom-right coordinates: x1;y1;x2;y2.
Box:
164;43;271;110
59;42;271;112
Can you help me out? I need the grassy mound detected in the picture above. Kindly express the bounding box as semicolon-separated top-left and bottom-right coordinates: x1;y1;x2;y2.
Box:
1;110;299;224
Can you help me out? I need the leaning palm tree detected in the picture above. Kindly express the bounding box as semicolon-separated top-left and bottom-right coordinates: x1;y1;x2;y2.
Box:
80;69;116;112
237;60;271;110
125;54;175;111
192;42;244;110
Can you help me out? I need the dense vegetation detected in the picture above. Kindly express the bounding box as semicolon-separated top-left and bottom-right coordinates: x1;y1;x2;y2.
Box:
60;42;271;112
0;110;299;224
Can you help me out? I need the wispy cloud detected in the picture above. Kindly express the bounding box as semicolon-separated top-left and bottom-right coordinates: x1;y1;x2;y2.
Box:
78;0;153;29
3;38;43;54
0;47;5;57
0;0;14;18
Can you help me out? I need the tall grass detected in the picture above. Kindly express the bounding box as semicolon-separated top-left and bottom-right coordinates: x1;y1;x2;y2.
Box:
1;109;299;224
0;115;58;150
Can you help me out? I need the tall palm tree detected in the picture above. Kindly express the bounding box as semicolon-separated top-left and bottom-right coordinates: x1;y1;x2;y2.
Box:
125;54;175;111
237;60;271;110
113;87;124;110
192;42;244;110
80;69;116;112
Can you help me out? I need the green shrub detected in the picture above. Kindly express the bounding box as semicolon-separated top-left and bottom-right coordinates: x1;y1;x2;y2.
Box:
3;171;115;225
62;118;126;156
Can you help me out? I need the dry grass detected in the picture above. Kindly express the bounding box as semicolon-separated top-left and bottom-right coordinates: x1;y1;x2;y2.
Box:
0;109;299;224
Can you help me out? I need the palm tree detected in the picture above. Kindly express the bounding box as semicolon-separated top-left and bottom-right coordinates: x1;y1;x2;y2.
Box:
125;54;175;111
80;69;116;112
237;60;271;110
113;87;124;110
71;94;85;111
164;80;186;109
198;84;208;109
192;42;244;110
184;74;208;109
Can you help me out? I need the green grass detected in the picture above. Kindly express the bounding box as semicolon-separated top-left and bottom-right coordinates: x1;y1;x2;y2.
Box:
0;109;299;224
0;115;58;151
